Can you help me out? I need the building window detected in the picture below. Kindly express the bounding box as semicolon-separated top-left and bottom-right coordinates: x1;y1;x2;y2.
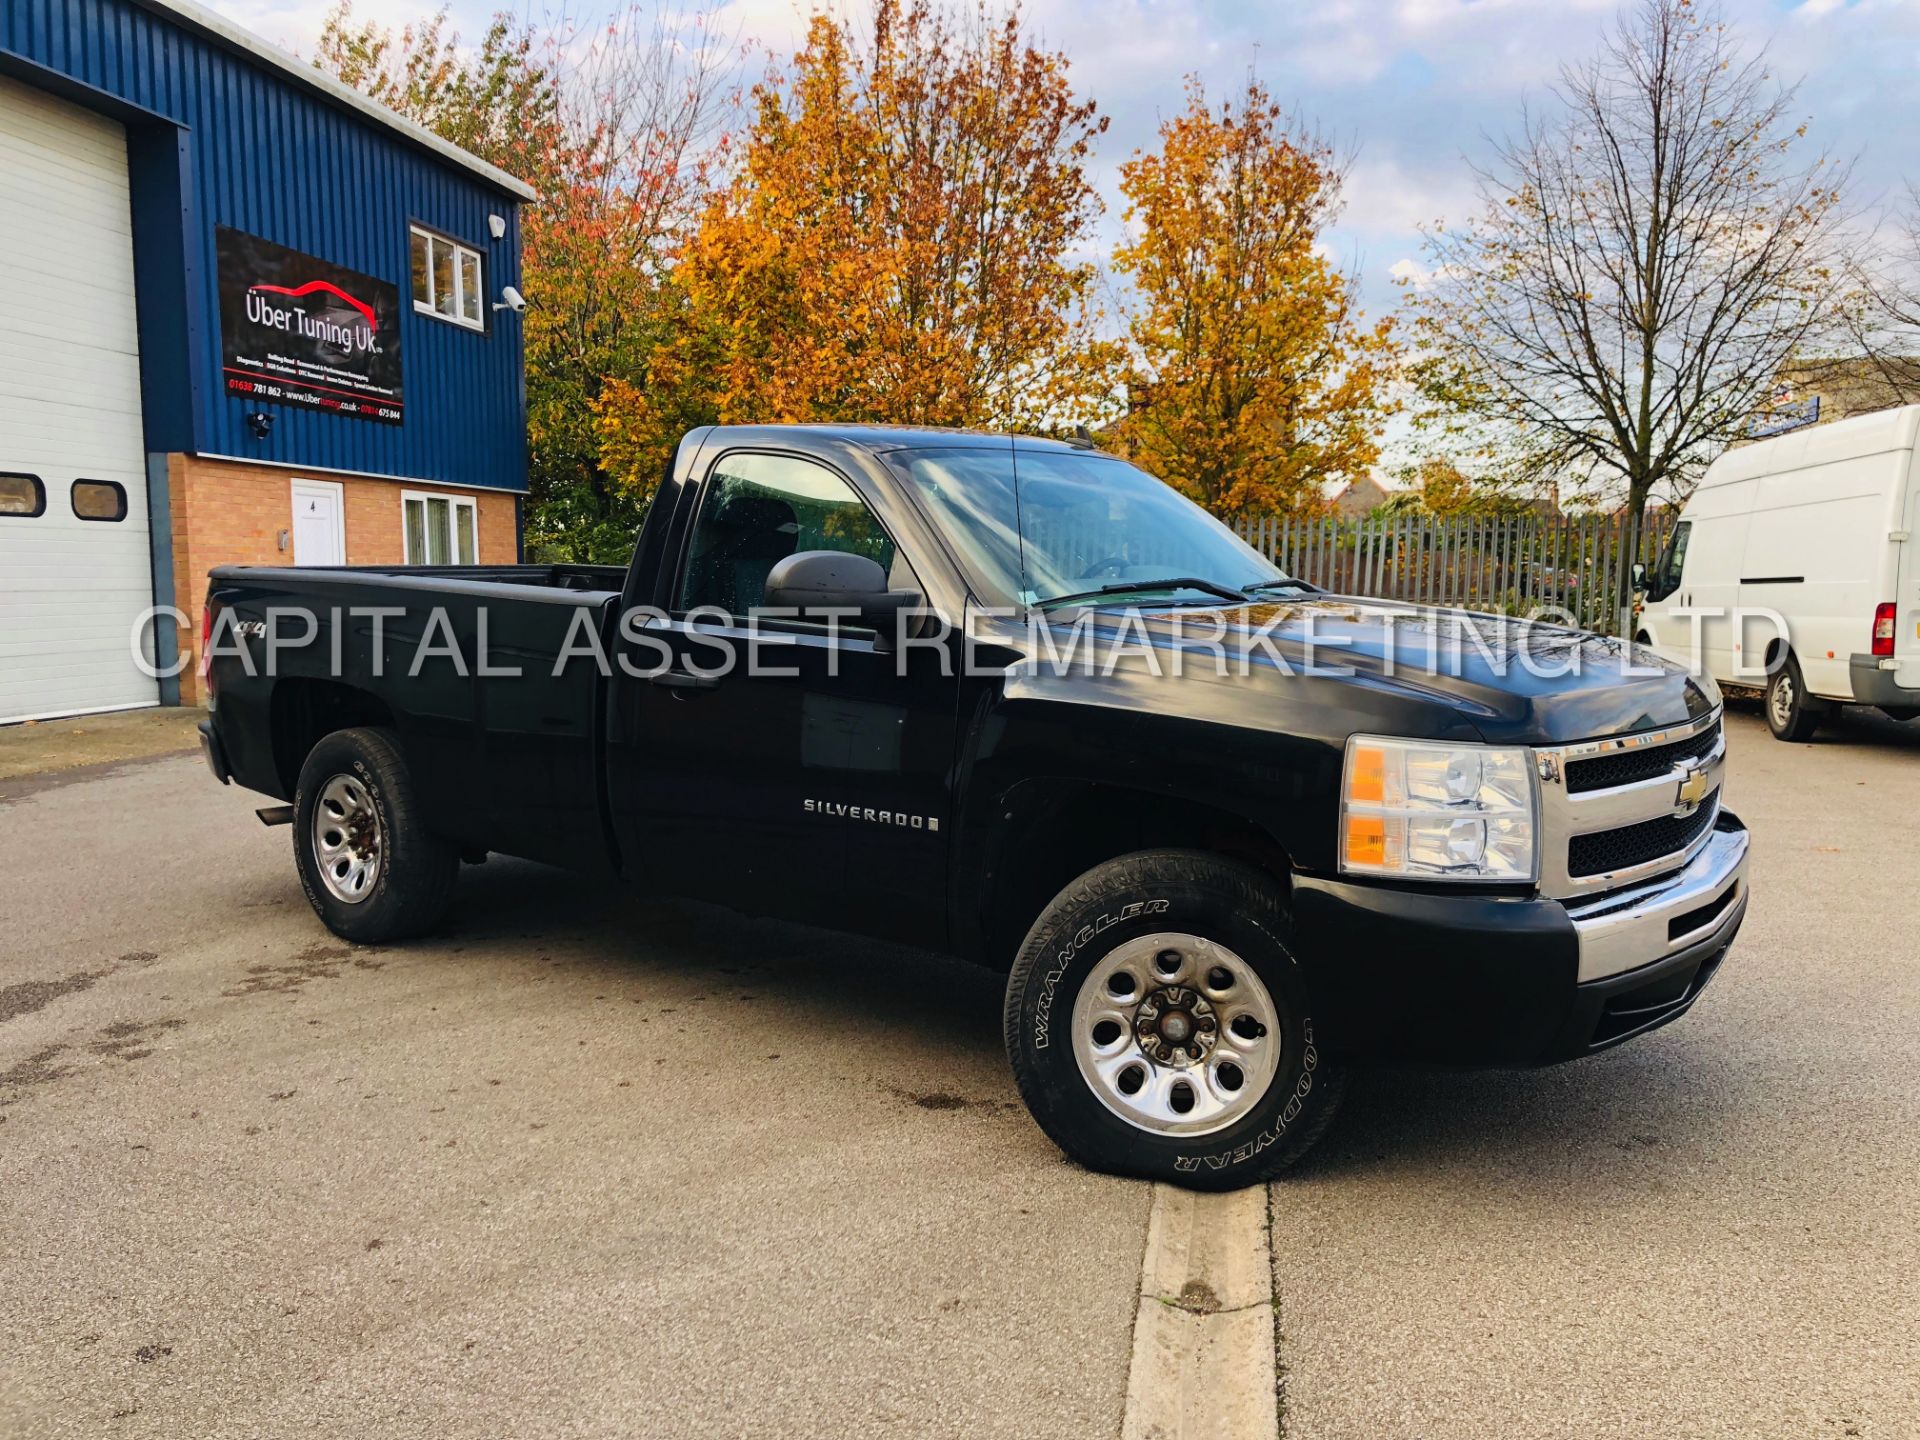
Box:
0;474;46;517
403;490;478;565
72;479;127;522
409;226;484;330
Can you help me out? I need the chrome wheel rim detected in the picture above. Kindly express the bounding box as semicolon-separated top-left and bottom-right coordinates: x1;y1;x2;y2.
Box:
1070;932;1283;1137
1769;672;1794;730
312;773;382;904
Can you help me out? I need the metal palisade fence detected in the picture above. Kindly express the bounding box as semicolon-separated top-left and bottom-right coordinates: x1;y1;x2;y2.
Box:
1232;512;1676;636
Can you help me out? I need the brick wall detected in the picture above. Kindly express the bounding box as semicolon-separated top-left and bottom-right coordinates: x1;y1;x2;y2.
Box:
169;454;518;702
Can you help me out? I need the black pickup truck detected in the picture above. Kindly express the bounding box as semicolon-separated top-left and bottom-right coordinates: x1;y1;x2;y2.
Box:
198;425;1750;1188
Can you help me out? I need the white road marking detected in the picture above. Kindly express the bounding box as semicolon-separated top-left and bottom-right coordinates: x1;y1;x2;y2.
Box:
1121;1183;1279;1439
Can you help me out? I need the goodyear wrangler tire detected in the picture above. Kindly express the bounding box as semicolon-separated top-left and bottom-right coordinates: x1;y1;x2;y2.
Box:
1003;849;1345;1190
294;727;458;944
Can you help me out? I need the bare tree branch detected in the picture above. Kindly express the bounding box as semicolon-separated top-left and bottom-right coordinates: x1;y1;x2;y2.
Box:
1406;0;1861;582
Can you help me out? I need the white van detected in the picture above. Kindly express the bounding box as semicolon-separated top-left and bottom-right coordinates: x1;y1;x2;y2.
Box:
1637;404;1920;740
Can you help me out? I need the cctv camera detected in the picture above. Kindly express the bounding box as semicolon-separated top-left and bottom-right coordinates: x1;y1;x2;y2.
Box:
494;285;527;314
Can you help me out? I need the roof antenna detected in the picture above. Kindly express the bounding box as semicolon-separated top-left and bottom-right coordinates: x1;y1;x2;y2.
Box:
1067;423;1096;450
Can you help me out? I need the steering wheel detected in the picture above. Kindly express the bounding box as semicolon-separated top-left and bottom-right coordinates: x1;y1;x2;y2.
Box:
1082;554;1134;580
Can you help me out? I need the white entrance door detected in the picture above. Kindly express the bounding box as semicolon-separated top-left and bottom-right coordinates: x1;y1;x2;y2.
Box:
0;77;156;723
290;480;346;566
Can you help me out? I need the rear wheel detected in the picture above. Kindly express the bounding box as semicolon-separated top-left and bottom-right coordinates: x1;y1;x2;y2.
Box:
1765;652;1825;742
1003;850;1344;1190
294;726;458;943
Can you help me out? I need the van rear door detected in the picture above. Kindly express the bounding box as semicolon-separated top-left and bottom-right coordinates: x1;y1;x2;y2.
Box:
1741;447;1902;702
1895;448;1920;691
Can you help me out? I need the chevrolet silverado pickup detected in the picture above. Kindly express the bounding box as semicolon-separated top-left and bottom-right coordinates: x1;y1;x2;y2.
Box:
198;425;1750;1188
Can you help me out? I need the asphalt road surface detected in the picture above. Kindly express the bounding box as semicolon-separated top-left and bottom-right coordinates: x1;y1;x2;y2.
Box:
3;703;1917;1439
0;752;1146;1439
1270;706;1920;1440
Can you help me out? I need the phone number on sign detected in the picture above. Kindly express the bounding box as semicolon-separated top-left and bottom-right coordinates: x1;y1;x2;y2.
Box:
226;374;402;422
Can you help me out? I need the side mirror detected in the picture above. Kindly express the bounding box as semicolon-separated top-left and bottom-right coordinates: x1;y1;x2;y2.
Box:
763;550;920;641
1630;561;1647;590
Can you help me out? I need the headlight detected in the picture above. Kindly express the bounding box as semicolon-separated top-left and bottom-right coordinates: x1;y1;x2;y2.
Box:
1340;735;1537;882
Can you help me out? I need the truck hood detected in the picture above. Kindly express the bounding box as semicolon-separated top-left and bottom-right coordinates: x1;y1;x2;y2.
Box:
1021;594;1717;746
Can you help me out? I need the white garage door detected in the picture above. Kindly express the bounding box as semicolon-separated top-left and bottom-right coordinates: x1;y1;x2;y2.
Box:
0;75;157;723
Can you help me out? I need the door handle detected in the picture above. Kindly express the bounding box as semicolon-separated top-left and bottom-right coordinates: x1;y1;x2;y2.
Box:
650;668;722;690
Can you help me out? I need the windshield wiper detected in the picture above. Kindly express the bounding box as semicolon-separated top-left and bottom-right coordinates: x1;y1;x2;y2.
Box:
1243;577;1323;596
1035;577;1251;610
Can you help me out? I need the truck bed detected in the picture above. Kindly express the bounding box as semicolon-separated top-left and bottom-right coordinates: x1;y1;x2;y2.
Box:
277;562;628;593
204;560;626;874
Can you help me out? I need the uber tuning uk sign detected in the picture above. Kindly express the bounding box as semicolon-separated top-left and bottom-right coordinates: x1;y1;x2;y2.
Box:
216;227;405;425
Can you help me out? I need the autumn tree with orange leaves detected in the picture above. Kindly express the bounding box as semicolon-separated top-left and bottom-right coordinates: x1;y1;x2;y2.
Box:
1111;77;1396;521
595;0;1115;491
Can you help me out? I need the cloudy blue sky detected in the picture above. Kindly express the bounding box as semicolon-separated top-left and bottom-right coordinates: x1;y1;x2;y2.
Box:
216;0;1917;321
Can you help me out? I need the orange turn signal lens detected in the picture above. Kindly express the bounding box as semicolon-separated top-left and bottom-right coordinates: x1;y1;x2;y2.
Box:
1347;745;1385;804
1344;815;1387;869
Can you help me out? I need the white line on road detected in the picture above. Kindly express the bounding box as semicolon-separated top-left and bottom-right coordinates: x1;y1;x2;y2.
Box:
1121;1184;1279;1440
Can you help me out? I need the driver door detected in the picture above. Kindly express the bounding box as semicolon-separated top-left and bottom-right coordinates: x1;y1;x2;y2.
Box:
608;449;960;942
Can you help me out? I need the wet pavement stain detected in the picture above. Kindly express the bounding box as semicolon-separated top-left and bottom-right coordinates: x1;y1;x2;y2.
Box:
223;943;385;997
1;1008;184;1104
0;950;161;1026
0;1043;77;1100
887;1086;996;1113
1172;1280;1220;1315
88;1018;185;1063
0;969;111;1025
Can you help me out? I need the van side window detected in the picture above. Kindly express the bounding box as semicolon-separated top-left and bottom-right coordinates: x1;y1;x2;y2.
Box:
678;452;900;619
1651;521;1690;601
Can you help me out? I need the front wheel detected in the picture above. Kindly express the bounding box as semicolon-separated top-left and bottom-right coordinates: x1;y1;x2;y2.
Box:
1003;850;1344;1190
294;726;458;943
1765;652;1825;742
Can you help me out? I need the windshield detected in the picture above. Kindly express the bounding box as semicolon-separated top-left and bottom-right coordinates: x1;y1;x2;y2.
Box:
887;446;1287;608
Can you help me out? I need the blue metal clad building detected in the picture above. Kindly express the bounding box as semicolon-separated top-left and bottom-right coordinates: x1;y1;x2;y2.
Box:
0;0;533;720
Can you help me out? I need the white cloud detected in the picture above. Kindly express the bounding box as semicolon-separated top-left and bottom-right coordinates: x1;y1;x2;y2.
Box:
211;0;434;53
1342;154;1479;238
1389;256;1433;287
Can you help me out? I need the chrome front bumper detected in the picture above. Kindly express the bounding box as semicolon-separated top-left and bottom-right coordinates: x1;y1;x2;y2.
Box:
1565;816;1749;983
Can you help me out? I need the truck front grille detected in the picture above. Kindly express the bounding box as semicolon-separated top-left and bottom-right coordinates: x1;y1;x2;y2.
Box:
1568;792;1719;878
1564;719;1720;794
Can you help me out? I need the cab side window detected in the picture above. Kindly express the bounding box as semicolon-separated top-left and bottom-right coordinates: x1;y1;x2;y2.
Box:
677;452;900;618
1651;521;1690;601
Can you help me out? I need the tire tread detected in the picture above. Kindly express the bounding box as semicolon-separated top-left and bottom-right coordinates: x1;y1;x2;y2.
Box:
295;726;457;942
1002;848;1344;1189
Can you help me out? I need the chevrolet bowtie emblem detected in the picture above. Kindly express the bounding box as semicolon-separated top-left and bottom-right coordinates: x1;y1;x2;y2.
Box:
1674;765;1710;812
